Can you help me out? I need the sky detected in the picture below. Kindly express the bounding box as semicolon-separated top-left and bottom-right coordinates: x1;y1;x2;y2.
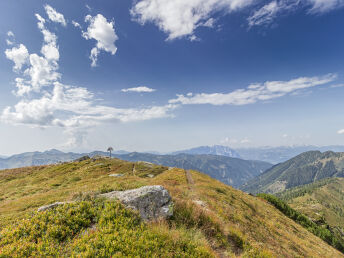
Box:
0;0;344;155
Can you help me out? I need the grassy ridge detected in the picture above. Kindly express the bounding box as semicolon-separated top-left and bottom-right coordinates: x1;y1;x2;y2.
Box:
0;157;343;257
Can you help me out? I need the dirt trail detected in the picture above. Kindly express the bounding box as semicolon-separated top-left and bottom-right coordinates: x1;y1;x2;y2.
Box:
185;169;194;185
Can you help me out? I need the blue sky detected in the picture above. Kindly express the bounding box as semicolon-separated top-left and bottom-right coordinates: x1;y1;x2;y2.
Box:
0;0;344;155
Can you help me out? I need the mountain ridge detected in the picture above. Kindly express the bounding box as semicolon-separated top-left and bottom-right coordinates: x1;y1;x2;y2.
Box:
242;150;344;193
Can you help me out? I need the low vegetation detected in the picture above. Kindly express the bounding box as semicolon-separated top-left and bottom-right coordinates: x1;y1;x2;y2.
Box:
0;157;342;257
257;193;344;253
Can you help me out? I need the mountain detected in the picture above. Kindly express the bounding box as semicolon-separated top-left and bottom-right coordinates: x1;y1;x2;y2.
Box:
172;145;241;158
242;151;344;194
236;145;344;164
276;177;344;249
0;149;128;169
0;149;271;188
0;157;341;257
115;152;272;188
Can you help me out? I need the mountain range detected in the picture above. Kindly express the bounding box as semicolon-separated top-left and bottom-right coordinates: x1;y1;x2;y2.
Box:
171;145;241;158
114;152;272;188
242;151;344;194
0;149;272;187
235;145;344;164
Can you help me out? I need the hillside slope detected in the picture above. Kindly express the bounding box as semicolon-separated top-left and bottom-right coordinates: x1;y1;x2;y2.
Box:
242;151;344;193
116;152;272;187
0;157;342;257
277;177;344;247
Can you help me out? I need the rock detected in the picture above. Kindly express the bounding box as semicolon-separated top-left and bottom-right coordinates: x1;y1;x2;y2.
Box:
147;174;155;178
37;202;68;212
109;173;124;177
100;185;173;220
75;155;90;162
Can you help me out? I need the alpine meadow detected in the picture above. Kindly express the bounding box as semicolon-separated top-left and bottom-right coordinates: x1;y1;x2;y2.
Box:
1;1;344;257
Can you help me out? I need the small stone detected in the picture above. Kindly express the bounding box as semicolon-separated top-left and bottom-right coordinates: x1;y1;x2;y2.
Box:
109;173;124;177
147;174;155;178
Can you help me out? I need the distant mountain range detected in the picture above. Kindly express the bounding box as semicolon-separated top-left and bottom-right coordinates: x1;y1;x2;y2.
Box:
114;152;272;187
171;145;241;158
242;151;344;194
171;145;344;164
0;149;272;188
236;145;344;164
0;149;128;170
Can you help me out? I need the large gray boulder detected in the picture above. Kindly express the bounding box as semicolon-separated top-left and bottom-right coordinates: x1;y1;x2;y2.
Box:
100;185;173;221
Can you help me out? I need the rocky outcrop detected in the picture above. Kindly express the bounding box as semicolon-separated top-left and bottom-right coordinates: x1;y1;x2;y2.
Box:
37;202;68;212
100;185;173;220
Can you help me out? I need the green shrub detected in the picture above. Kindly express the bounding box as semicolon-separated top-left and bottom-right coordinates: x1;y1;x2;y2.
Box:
0;200;214;257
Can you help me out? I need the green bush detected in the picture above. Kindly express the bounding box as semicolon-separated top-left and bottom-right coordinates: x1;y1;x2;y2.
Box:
0;199;213;257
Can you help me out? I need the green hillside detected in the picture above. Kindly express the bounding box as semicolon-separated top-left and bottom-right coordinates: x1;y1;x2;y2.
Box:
242;151;344;194
0;157;342;257
277;177;344;249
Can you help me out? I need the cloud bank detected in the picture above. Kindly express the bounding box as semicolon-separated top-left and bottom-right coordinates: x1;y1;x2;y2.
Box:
169;74;336;105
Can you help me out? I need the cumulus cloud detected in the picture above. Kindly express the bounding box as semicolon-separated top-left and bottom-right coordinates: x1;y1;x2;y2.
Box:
169;74;336;105
121;86;156;93
82;14;118;67
5;44;29;71
2;8;175;147
130;0;254;40
44;5;67;26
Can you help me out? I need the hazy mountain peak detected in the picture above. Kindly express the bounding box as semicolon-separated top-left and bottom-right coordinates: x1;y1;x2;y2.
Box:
171;145;241;158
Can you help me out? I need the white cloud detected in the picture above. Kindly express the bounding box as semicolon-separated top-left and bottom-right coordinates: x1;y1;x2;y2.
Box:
330;83;344;88
130;0;254;40
248;0;344;27
169;74;336;105
2;9;175;148
240;137;251;144
6;31;15;45
5;44;29;71
247;0;299;27
308;0;344;13
121;86;156;93
44;5;67;26
338;129;344;134
82;14;118;67
86;4;92;11
72;20;82;29
1;82;176;128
